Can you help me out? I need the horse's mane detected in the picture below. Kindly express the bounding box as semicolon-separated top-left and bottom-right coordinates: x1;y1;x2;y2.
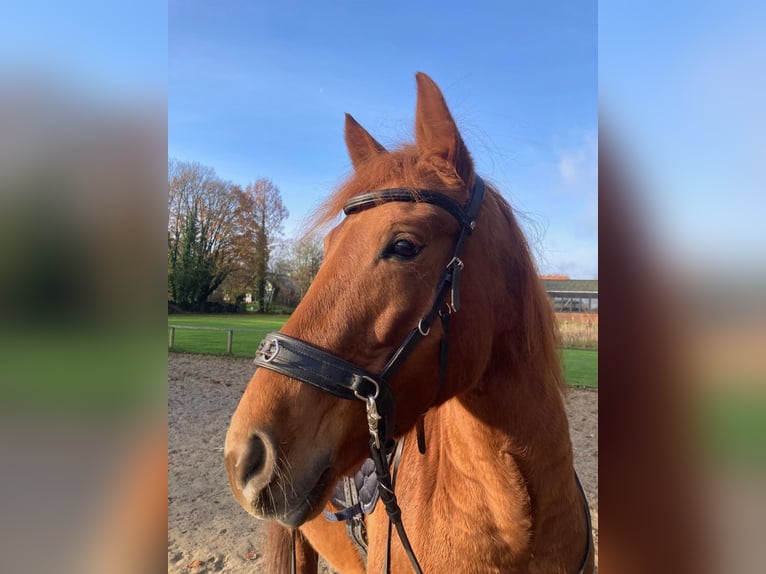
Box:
485;186;566;394
310;143;565;394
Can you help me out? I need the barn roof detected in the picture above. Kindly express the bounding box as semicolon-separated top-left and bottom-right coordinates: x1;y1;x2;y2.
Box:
542;279;599;294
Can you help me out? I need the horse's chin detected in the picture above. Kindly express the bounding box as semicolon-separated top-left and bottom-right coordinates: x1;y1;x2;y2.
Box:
252;465;335;528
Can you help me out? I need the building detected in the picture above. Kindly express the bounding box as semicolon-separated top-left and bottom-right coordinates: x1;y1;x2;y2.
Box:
541;276;598;313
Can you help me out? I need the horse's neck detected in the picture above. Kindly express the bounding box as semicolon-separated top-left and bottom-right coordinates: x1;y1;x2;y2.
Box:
437;369;573;499
425;365;583;569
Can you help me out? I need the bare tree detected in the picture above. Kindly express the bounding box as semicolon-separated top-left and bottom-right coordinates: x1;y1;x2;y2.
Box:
231;180;288;312
290;233;323;299
167;159;239;309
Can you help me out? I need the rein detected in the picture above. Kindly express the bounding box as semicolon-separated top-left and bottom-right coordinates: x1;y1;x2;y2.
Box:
255;176;485;574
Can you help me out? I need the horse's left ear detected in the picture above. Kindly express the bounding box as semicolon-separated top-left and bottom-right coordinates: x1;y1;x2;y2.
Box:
414;72;474;184
345;113;387;170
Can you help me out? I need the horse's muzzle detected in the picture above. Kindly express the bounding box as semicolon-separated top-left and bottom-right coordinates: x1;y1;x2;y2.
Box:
224;428;333;527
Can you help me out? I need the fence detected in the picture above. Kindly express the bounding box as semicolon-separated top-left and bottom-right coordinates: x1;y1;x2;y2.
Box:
168;325;269;356
169;315;598;356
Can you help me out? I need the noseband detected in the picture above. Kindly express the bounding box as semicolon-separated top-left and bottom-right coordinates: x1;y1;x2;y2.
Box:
253;176;485;573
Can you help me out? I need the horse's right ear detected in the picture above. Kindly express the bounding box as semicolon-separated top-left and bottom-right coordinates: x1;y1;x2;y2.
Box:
345;113;387;169
414;72;474;184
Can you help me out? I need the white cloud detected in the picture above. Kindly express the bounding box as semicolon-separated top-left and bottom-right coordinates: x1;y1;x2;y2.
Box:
521;130;600;278
558;154;579;184
557;132;598;234
536;232;598;279
558;132;597;188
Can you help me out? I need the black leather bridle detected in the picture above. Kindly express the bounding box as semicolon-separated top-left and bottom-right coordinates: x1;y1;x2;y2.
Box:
252;174;594;573
253;176;486;574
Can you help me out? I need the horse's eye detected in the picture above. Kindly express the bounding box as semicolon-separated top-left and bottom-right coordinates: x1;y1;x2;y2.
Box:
384;239;421;260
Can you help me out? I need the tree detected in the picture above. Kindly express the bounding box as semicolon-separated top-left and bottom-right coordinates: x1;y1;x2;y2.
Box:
228;179;288;312
167;160;289;312
290;234;323;299
167;159;239;309
262;234;323;309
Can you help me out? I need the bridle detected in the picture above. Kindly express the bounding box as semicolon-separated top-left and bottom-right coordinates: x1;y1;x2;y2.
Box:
252;173;593;574
253;175;485;574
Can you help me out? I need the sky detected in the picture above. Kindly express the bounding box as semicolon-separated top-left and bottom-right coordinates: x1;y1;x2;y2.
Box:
1;1;167;98
168;1;598;278
599;1;765;274
4;1;762;282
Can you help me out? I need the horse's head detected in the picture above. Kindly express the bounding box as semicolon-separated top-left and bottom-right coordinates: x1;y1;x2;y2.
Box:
225;73;506;527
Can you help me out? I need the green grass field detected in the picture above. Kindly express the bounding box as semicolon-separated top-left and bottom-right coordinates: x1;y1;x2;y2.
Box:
168;315;598;388
168;314;287;357
560;348;598;388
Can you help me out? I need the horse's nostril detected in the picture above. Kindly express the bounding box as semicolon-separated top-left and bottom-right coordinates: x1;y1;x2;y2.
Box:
240;432;267;486
224;427;277;507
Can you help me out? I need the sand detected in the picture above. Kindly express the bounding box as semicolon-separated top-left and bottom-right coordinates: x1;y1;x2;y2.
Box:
168;353;598;573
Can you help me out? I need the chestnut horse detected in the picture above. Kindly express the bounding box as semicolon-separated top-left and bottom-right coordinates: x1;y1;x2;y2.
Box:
225;73;593;574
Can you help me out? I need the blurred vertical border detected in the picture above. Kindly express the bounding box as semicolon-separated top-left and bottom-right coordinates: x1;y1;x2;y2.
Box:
600;2;765;573
0;2;167;573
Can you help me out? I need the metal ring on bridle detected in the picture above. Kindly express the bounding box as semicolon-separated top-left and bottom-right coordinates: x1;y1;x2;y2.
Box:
447;256;464;270
353;375;380;402
417;319;431;336
260;339;280;363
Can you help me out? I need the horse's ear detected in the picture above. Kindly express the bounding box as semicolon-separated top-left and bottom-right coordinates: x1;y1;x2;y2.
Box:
345;113;387;170
414;72;474;184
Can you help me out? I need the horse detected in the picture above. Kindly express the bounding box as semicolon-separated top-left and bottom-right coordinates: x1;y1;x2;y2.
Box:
224;72;593;574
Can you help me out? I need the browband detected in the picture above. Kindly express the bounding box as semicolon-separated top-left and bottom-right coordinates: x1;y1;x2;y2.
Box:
343;186;479;233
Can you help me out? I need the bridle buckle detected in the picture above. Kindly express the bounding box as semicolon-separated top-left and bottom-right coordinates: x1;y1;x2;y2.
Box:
447;256;464;271
353;376;383;448
256;338;280;363
445;257;464;314
364;396;382;449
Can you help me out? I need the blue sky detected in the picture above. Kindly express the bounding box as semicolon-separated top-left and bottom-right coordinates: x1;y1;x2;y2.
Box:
599;2;765;273
1;1;166;98
6;1;763;282
169;1;598;278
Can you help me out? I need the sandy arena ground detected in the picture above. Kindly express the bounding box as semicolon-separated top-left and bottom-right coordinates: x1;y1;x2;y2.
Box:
168;353;598;573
